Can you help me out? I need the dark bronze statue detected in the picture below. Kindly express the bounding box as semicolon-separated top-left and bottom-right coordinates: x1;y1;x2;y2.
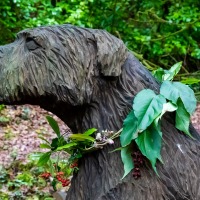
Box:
0;25;199;200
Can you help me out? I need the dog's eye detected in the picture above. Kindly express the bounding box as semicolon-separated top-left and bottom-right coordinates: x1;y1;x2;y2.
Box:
26;37;41;51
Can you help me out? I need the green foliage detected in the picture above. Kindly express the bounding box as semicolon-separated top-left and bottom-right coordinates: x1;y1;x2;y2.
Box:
0;159;53;198
120;62;197;178
37;116;97;170
15;172;34;186
46;116;60;138
175;99;191;137
120;111;138;147
153;62;182;82
160;81;196;114
0;0;199;102
0;0;199;73
0;104;5;112
121;144;134;179
69;134;95;142
37;152;51;166
133;89;166;131
135;122;162;173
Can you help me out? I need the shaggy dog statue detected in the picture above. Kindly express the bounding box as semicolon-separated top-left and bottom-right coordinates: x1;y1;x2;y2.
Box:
0;25;199;200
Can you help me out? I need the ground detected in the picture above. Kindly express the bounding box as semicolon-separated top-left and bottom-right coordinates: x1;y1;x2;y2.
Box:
0;105;69;169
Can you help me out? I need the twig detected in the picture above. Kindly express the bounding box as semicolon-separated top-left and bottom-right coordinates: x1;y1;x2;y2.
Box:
84;128;123;152
149;18;199;42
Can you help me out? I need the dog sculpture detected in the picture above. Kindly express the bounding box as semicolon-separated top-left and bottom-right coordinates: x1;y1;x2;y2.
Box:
0;25;199;200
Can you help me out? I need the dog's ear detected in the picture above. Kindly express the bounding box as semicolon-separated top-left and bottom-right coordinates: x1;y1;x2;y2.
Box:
94;30;128;77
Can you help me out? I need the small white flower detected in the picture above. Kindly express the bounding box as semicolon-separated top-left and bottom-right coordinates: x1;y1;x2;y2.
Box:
96;133;102;141
107;138;114;144
49;177;54;182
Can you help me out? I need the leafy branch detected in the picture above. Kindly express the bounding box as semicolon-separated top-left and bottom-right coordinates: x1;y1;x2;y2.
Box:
149;18;200;42
120;62;197;178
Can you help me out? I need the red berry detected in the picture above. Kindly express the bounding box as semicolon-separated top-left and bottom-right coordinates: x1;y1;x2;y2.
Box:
57;171;64;176
40;172;51;179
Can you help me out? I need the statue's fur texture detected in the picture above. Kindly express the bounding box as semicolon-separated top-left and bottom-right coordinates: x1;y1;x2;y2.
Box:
0;25;199;200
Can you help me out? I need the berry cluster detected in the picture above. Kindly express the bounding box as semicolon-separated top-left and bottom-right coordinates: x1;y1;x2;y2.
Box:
40;172;51;179
40;171;71;187
70;162;78;168
132;151;144;179
56;172;70;187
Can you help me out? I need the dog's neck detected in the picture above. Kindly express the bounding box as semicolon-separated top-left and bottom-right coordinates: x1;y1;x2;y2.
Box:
50;53;158;133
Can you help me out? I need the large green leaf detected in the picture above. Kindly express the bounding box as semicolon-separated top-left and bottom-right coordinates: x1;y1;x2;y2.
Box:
69;134;95;142
37;152;51;166
135;123;162;173
46;116;60;138
56;142;77;151
160;81;196;114
120;110;138;147
133;89;166;131
175;99;192;137
121;144;134;179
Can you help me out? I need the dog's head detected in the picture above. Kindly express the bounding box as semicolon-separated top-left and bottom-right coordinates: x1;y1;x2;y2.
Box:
0;25;128;108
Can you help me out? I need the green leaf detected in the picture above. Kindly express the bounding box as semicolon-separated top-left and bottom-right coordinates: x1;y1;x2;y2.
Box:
109;147;124;153
56;142;77;151
152;68;165;82
83;128;97;136
69;134;95;142
51;178;57;191
160;81;197;114
121;145;134;179
46;116;60;137
135;123;162;173
40;143;51;149
28;153;42;162
51;138;59;150
133;89;166;131
175;99;192;137
48;159;54;176
120;110;138;147
58;135;67;146
37;152;51;166
163;62;182;81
